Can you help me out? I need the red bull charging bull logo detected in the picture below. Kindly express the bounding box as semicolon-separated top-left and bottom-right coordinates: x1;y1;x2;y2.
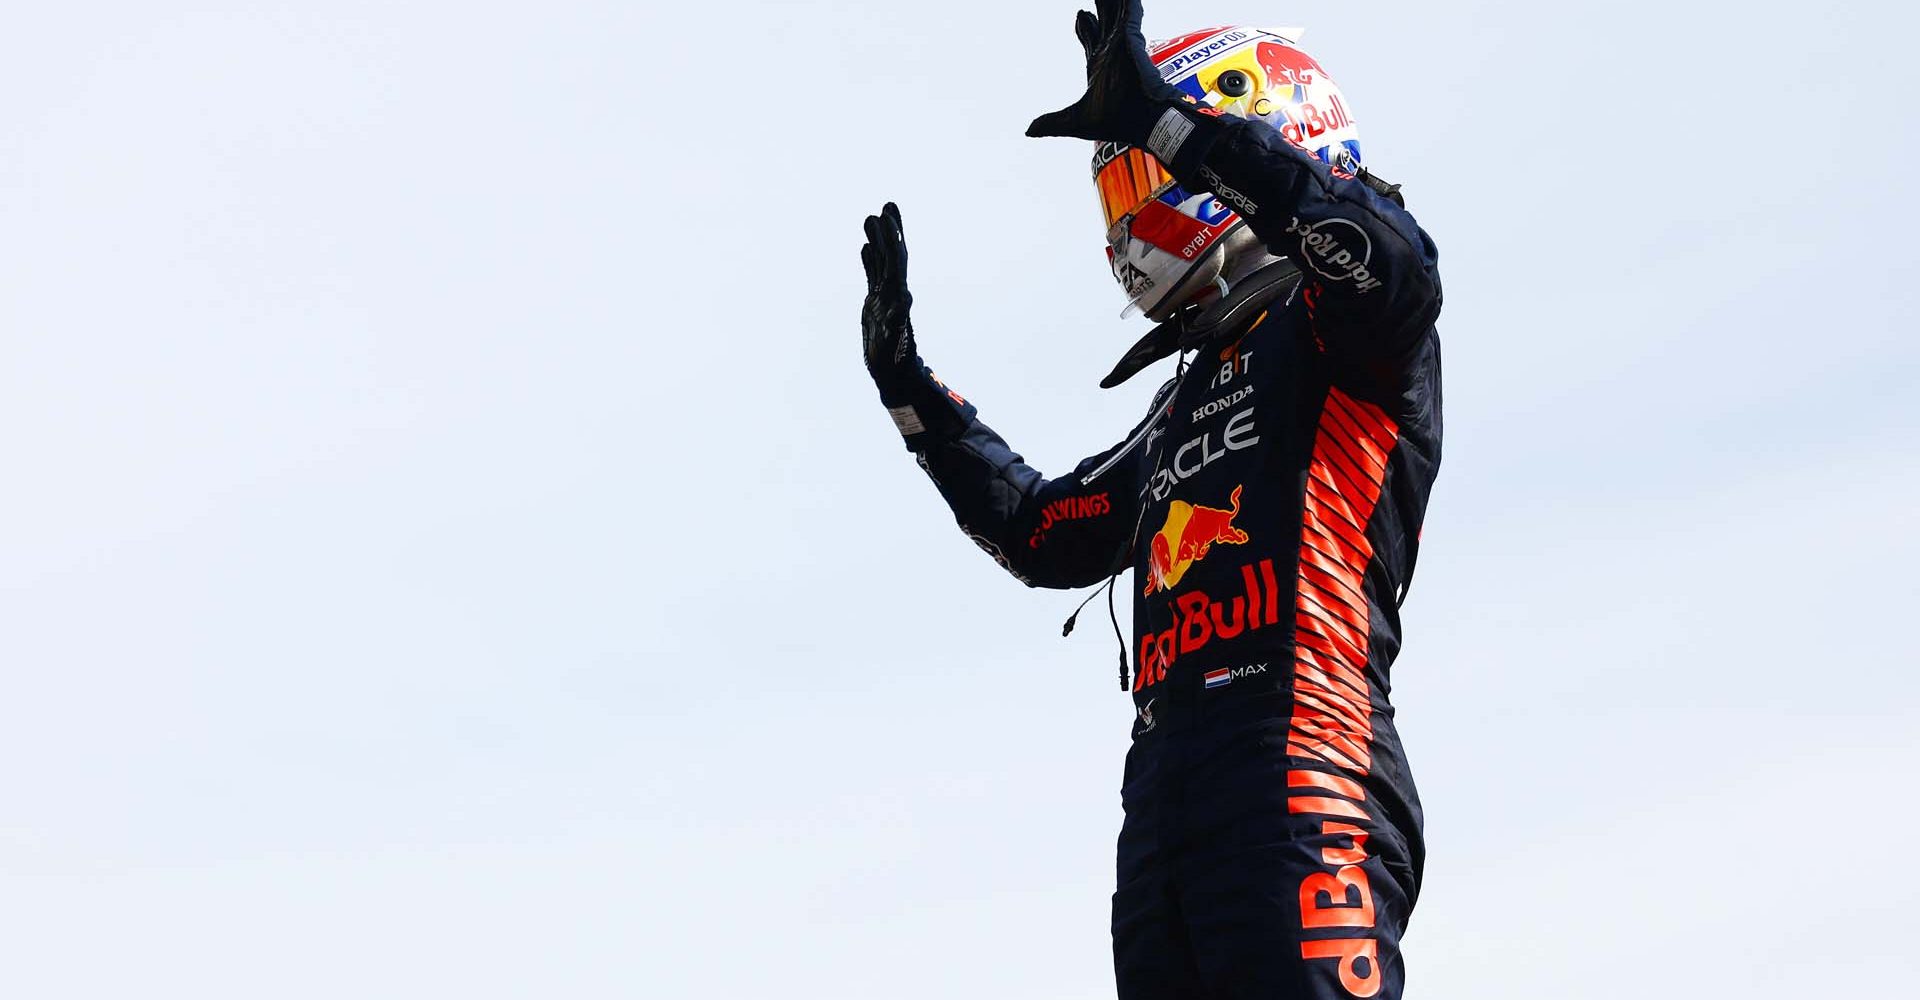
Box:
1256;40;1323;100
1145;27;1365;168
1143;485;1250;596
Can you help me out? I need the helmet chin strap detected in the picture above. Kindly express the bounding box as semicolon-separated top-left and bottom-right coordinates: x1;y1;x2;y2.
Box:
1181;256;1302;347
1100;251;1302;390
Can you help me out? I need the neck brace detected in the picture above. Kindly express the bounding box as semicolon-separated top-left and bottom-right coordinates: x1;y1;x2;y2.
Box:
1100;258;1302;389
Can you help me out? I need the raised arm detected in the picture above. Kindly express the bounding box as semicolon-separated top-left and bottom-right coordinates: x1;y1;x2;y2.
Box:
860;202;1160;589
913;382;1169;589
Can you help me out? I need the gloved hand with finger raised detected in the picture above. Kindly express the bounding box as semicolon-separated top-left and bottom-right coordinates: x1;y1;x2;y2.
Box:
860;202;975;451
1026;0;1225;176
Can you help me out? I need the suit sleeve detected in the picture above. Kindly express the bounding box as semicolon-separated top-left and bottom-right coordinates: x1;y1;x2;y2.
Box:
906;379;1174;590
1175;115;1442;369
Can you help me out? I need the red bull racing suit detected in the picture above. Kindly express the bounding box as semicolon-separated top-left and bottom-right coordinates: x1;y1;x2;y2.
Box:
884;114;1442;1000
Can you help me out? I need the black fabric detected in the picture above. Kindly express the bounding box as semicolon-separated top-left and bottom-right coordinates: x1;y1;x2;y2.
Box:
1354;166;1406;209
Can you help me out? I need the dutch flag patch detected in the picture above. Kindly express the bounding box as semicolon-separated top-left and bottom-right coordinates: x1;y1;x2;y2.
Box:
1203;668;1232;690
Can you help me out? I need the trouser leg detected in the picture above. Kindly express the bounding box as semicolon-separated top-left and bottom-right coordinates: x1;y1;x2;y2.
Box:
1111;863;1208;1000
1177;838;1412;1000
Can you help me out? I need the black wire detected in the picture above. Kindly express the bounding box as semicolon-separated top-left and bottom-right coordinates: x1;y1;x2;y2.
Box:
1061;584;1107;637
1065;368;1185;693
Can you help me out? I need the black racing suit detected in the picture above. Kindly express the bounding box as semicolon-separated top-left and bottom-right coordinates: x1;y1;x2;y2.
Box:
882;114;1442;1000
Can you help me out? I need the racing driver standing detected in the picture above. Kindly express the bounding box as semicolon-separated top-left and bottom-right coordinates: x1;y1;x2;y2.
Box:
859;3;1443;997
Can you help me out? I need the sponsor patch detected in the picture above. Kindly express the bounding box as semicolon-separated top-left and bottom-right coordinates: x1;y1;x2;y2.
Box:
1192;386;1254;423
1287;217;1384;294
1148;409;1259;501
1135;558;1284;692
1146;108;1197;165
1144;484;1249;595
1199;166;1259;216
1154;28;1257;77
1029;492;1113;549
1205;662;1271;690
887;405;925;436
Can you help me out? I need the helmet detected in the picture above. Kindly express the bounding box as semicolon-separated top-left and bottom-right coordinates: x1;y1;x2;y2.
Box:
1095;26;1364;320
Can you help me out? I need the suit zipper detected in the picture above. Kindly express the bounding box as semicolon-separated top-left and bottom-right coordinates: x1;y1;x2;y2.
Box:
1081;381;1179;487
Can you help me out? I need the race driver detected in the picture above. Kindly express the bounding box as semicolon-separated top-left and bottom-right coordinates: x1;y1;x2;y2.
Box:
859;3;1443;997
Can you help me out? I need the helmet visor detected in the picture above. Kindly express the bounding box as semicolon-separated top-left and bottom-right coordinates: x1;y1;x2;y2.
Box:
1093;142;1174;229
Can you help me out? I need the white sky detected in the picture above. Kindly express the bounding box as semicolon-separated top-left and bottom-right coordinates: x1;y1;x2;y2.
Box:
3;1;1916;997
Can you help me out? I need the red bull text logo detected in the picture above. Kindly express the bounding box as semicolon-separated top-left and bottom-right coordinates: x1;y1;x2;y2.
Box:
1278;95;1354;149
1135;556;1284;692
1289;770;1388;998
1143;485;1249;595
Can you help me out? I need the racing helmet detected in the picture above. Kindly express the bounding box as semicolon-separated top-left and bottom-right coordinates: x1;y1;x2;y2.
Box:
1096;26;1365;320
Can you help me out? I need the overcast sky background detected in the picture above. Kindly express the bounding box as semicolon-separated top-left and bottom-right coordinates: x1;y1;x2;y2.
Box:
2;1;1915;997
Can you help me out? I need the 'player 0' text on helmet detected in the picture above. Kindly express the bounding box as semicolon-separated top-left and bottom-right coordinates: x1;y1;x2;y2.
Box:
1095;26;1364;320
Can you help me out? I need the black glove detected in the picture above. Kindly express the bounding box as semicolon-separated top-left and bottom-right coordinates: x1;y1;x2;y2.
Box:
1070;8;1103;76
860;202;974;449
1025;0;1222;174
861;202;917;399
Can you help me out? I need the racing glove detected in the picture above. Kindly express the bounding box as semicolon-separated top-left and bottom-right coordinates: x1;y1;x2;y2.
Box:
861;202;975;451
1026;0;1226;177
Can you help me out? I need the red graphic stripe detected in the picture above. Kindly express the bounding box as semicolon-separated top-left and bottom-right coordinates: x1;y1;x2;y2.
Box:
1313;435;1379;484
1287;388;1400;776
1297;565;1369;627
1295;613;1369;671
1325;395;1393;472
1294;650;1371;705
1300;521;1372;577
1288;769;1367;800
1302;491;1371;554
1287;796;1370;820
1296;595;1369;658
1286;388;1403;995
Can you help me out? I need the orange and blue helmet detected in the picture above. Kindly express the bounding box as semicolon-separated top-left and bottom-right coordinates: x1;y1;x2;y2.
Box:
1096;26;1365;319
